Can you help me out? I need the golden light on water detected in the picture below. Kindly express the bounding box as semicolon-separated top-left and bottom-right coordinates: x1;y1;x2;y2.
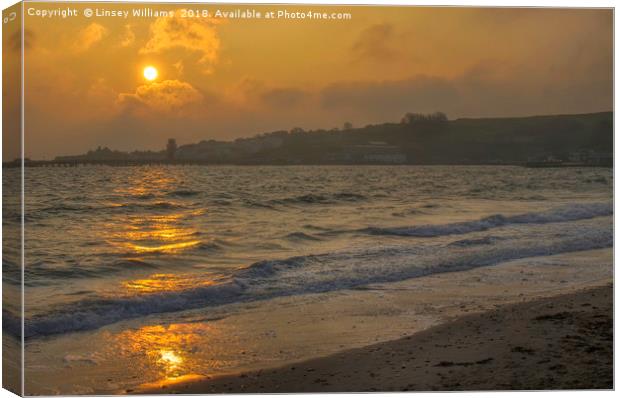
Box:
126;240;202;254
110;322;241;389
122;273;217;294
159;350;182;372
114;215;204;253
114;324;194;380
124;227;198;241
143;66;158;81
105;169;207;256
107;219;203;254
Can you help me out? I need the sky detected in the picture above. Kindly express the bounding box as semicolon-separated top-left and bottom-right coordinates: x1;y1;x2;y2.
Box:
7;3;613;159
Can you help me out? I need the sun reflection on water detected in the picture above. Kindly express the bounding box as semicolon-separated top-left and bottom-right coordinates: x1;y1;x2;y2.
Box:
126;240;202;253
102;168;209;257
110;321;239;388
105;210;206;255
95;170;245;387
122;273;218;294
158;349;183;374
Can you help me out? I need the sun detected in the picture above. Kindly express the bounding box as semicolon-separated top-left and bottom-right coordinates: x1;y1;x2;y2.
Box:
143;66;158;81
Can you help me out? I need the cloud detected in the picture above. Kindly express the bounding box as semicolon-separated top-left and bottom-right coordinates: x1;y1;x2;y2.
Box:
73;23;107;53
140;13;220;72
119;24;135;47
321;75;458;119
86;78;118;111
173;60;184;75
221;77;309;109
260;88;308;108
351;23;399;62
320;64;612;122
117;79;204;114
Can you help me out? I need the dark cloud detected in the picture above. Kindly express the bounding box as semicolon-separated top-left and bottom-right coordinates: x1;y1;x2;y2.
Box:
320;64;612;121
260;88;308;108
351;23;399;62
321;75;459;120
140;13;220;72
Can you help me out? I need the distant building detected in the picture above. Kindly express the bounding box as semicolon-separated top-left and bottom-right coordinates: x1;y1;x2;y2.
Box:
166;139;177;160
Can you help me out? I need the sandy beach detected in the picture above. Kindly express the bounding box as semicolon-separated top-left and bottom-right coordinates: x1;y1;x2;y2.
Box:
140;284;612;393
23;248;612;395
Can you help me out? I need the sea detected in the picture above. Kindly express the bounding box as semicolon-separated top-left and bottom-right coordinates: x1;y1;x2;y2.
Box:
2;165;613;394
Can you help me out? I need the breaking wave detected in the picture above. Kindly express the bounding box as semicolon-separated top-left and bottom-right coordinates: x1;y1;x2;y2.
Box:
18;210;612;338
364;202;611;237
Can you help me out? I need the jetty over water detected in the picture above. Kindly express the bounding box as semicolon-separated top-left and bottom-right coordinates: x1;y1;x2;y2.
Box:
2;159;211;168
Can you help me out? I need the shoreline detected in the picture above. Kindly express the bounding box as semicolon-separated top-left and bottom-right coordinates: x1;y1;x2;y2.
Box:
23;248;612;395
139;284;613;393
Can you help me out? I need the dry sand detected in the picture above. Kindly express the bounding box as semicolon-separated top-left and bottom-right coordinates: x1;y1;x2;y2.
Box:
141;284;613;393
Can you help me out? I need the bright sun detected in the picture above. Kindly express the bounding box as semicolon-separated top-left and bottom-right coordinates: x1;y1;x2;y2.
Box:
143;66;158;81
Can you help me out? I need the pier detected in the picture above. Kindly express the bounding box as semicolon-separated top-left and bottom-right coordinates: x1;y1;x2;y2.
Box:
2;159;211;168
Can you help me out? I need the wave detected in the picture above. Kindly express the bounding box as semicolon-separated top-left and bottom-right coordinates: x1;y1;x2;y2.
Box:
241;192;367;211
243;200;279;210
3;310;21;337
132;193;156;200
22;237;227;285
448;236;505;247
22;279;244;338
364;202;612;237
196;241;225;252
166;190;201;197
285;232;322;241
37;204;96;214
23;258;161;285
115;201;189;211
31;200;190;218
128;190;200;200
392;208;426;217
273;192;366;206
2;256;21;285
20;215;611;338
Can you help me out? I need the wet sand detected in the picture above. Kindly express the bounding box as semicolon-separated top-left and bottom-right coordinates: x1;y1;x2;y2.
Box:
141;284;612;393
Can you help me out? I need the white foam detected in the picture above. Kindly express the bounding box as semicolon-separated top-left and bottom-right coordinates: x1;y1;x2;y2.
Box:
365;202;612;237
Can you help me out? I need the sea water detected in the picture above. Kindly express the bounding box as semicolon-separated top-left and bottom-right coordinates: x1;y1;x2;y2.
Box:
3;165;613;393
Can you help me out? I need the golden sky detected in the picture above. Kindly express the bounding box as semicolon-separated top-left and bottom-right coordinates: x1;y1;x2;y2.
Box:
9;3;613;159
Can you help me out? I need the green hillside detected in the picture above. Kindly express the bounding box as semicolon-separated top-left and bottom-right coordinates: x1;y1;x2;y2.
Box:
176;111;612;165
